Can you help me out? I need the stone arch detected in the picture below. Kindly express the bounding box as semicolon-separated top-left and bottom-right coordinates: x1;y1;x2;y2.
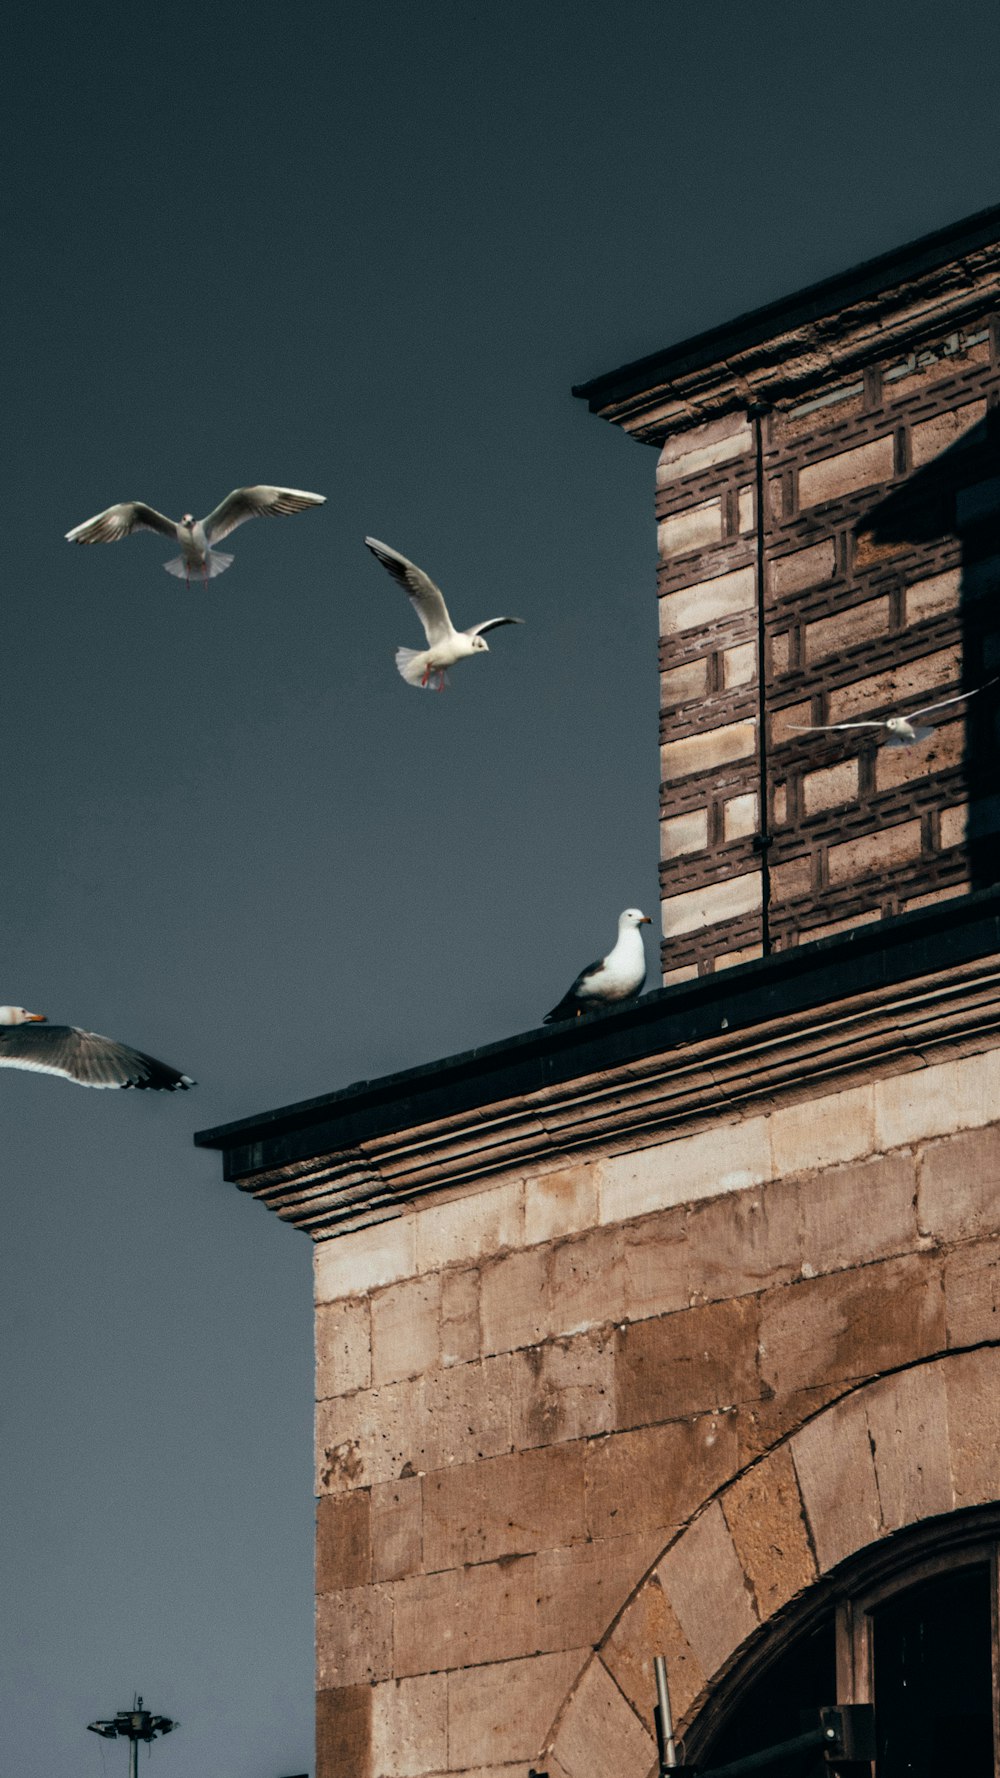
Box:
541;1343;1000;1778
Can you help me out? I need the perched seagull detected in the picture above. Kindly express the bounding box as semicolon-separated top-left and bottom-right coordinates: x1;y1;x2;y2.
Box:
66;485;326;584
364;537;523;690
544;909;652;1024
0;1007;193;1090
786;678;999;748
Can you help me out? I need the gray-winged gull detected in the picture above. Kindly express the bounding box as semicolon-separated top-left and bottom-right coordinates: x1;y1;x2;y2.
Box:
544;909;652;1023
786;678;999;747
66;486;326;583
0;1007;194;1089
364;537;523;690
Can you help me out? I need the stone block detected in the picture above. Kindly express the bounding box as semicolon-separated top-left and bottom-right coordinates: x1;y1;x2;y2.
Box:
448;1649;586;1770
661;806;709;858
372;1475;423;1581
550;1657;657;1778
585;1413;739;1541
317;1297;372;1399
615;1297;760;1428
904;567;961;624
659;566;756;635
623;1209;690;1320
827;818;921;885
415;1180;523;1273
317;1489;372;1593
827;646;959;724
371;1275;441;1386
876;720;963;792
525;1162;599;1247
791;1390;882;1572
658;498;723;558
393;1534;656;1675
943;1241;1000;1348
738;485;754;532
716;943;763;970
770;539;836;596
737;1381;847;1467
604;1573;706;1734
917;1122;1000;1243
805;596;889;664
797;1151;918;1273
939;802;967;849
659;1501;758;1676
876;1049;1000;1149
684;1179;800;1302
423;1441;585;1570
945;1347;1000;1506
317;1686;371;1778
420;1354;515;1473
657;413;753;483
660;719;758;781
660;870;762;936
661;656;709;707
511;1333;614;1450
770;630;792;675
723;791;757;840
371;1674;448;1778
549;1225;627;1335
315;1216;416;1303
801;757;859;815
798;434;894;506
440;1269;480;1367
722;1445;816;1619
865;1364;953;1531
770;696;812;744
723;641;757;688
316;1583;393;1686
910;399;987;468
662;963;700;986
480;1245;550;1355
758;1252;944;1399
769;1083;875;1178
770;854;813;900
598;1114;771;1226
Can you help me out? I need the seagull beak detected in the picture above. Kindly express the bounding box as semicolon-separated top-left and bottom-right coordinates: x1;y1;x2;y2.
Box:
639;916;652;925
28;1012;47;1022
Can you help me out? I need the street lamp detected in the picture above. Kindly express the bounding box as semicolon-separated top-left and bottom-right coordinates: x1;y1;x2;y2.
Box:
87;1695;178;1778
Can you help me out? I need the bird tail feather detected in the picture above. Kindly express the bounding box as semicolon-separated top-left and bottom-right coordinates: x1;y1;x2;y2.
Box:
887;724;935;747
396;647;446;690
163;550;234;582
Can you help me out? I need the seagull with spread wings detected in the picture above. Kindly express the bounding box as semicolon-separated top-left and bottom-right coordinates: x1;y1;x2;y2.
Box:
786;678;999;747
66;485;326;584
0;1006;193;1090
364;537;523;690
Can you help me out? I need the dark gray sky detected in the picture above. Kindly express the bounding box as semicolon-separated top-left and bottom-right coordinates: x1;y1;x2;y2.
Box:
3;3;998;1773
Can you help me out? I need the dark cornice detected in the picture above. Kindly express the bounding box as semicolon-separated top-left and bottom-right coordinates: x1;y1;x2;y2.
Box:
571;202;1000;443
196;889;1000;1236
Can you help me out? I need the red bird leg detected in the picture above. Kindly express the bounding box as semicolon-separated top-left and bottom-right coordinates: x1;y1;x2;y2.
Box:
422;665;431;687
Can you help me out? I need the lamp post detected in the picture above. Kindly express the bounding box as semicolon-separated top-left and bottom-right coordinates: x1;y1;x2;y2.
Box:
87;1696;178;1778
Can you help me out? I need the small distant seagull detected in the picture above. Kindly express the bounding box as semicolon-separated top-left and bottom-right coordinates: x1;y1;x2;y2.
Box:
364;537;523;690
0;1007;194;1090
544;909;652;1024
786;679;999;748
66;486;326;584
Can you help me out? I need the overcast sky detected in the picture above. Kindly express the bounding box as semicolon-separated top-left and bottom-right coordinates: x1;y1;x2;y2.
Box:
3;4;999;1774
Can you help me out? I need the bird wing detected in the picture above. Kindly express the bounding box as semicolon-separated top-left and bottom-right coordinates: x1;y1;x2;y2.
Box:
543;957;604;1023
203;486;326;544
467;616;525;638
364;537;455;646
0;1024;193;1090
785;721;886;732
908;677;1000;722
65;502;178;544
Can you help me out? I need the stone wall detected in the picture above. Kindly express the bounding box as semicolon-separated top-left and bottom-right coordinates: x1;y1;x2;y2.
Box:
656;311;999;982
313;1028;1000;1778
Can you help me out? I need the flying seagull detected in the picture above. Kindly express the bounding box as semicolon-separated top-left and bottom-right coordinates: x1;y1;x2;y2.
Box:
786;678;999;747
364;537;523;690
0;1007;194;1090
66;485;326;584
544;909;652;1024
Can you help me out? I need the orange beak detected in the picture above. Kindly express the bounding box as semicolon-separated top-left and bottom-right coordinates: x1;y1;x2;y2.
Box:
29;1012;47;1022
639;916;652;925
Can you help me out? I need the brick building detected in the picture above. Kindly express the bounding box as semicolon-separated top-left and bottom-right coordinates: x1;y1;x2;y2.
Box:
197;206;1000;1778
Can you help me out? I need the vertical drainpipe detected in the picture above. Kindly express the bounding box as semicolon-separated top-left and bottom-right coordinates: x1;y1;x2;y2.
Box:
751;406;773;955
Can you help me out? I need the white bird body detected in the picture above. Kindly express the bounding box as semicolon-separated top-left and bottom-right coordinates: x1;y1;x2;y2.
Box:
364;536;523;690
0;1006;193;1090
544;909;652;1023
66;485;326;583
